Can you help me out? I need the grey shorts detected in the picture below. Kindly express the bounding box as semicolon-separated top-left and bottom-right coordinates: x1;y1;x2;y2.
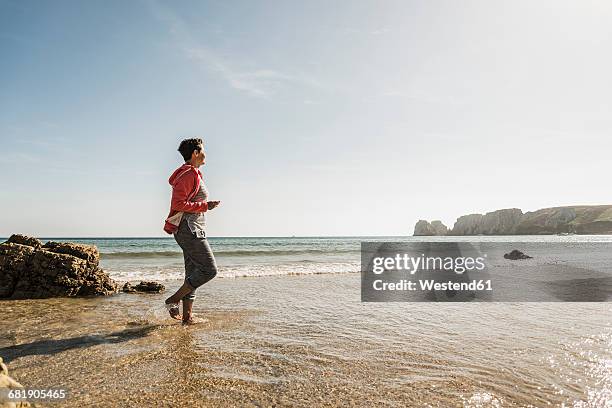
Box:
174;219;218;301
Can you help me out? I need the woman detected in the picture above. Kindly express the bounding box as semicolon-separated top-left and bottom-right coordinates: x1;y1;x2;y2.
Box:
163;138;220;325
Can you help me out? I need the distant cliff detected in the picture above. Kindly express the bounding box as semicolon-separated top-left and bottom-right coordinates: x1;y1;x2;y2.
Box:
414;220;450;236
452;208;523;235
516;206;612;234
413;205;612;236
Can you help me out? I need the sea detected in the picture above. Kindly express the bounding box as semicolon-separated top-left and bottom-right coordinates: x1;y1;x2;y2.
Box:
33;234;612;283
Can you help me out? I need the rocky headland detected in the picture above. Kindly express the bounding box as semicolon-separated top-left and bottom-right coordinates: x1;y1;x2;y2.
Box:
413;220;450;236
414;205;612;236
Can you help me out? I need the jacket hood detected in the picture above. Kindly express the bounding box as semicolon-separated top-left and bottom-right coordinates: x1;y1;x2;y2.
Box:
168;164;198;186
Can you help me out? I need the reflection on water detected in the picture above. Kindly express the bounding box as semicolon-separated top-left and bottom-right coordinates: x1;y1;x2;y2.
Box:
1;274;610;407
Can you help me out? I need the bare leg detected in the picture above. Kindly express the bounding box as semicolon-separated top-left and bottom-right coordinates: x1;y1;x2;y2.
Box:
182;299;194;323
165;281;195;319
166;281;195;304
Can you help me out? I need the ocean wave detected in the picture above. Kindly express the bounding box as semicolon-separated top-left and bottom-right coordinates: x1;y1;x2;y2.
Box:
101;248;360;258
104;261;361;281
102;251;183;258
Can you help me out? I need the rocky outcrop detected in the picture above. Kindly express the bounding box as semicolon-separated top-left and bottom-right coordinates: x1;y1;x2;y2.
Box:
414;220;435;236
450;214;484;235
450;209;523;235
504;250;532;260
430;221;449;236
41;241;99;263
122;281;165;293
413;220;449;236
0;356;30;408
479;208;523;235
516;206;612;234
0;234;117;299
415;205;612;236
5;234;41;249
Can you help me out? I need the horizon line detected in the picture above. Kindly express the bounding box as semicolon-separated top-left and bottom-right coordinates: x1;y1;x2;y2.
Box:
1;235;416;240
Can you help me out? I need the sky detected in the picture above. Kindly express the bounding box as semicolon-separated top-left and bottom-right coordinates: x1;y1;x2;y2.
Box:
0;0;611;237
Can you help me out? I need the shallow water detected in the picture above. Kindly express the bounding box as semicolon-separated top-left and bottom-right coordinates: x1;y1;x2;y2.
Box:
2;273;610;407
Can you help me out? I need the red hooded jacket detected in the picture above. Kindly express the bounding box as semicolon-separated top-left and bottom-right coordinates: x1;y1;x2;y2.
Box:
163;163;208;234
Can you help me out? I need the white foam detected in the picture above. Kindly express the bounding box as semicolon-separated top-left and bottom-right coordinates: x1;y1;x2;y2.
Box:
104;261;360;282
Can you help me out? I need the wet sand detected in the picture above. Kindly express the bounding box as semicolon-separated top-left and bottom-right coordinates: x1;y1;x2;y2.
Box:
1;273;610;407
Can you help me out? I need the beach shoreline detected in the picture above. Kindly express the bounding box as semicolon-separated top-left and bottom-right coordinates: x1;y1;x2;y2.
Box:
2;272;610;407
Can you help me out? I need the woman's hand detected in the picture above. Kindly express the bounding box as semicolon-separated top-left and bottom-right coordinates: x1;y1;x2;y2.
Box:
207;200;221;210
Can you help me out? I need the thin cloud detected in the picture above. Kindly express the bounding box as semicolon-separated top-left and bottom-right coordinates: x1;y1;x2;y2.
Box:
0;152;40;164
380;90;465;106
370;28;391;35
148;0;323;99
185;48;294;98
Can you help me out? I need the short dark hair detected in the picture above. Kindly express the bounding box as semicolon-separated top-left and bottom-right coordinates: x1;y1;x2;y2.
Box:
178;138;203;161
